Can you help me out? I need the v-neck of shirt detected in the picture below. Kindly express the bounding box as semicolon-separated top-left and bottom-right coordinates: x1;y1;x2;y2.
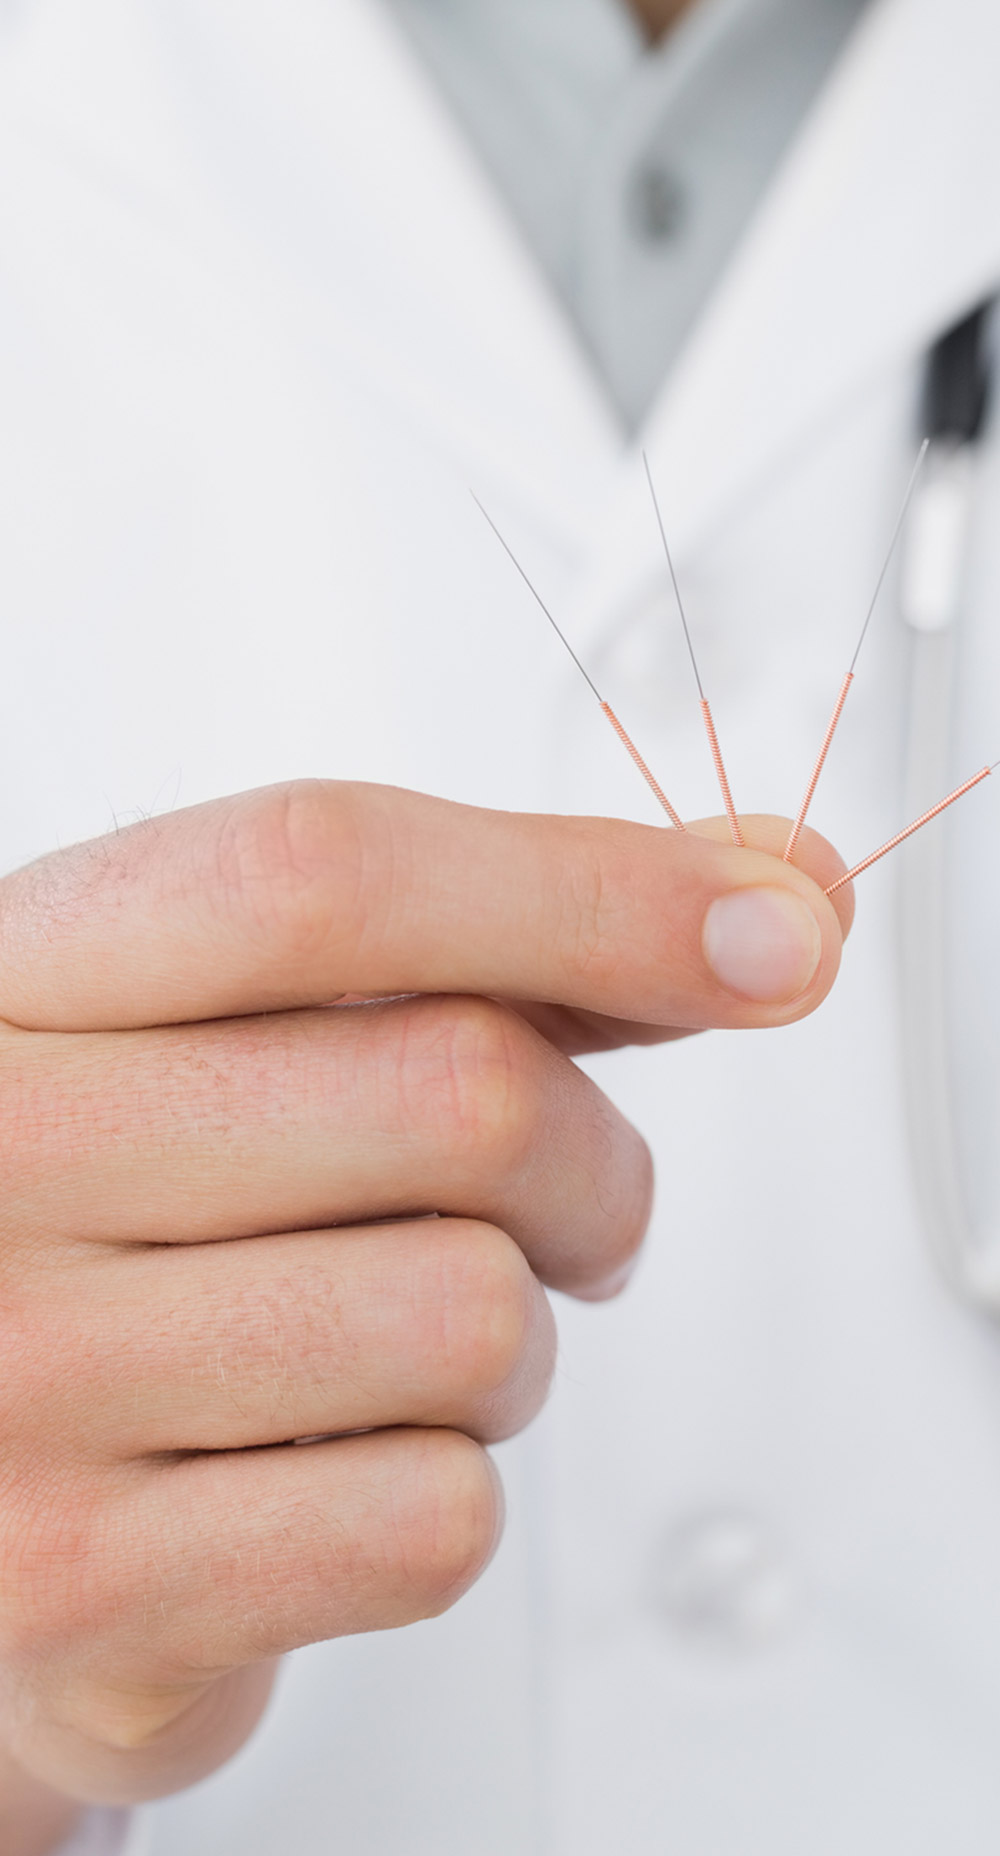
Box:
380;0;870;430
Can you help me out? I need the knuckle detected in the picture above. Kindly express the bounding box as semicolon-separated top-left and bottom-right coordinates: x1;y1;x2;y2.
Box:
600;1117;655;1273
394;1431;501;1617
431;1223;539;1405
209;781;364;964
410;997;545;1178
539;1103;653;1301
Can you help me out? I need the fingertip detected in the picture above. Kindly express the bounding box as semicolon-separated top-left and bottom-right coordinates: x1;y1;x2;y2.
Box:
691;812;853;963
772;821;855;944
571;1254;641;1302
818;862;855;942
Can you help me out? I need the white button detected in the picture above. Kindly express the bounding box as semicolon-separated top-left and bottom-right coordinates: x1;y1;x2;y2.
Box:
647;1509;798;1649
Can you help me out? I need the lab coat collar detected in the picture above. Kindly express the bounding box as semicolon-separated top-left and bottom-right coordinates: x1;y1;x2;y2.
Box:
327;0;1000;520
108;0;1000;574
1;0;621;532
581;0;1000;634
198;0;626;532
15;0;996;603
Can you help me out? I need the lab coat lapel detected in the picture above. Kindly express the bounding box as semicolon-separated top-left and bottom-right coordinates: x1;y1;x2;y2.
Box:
577;0;1000;639
20;0;998;604
222;0;623;529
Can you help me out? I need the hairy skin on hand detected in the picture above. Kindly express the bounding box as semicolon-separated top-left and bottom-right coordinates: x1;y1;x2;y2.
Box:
0;782;848;1813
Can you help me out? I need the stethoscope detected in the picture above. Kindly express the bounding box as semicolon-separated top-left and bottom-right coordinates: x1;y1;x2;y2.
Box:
898;297;998;1310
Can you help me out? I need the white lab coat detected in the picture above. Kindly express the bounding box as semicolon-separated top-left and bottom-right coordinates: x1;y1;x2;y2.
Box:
3;2;1000;1851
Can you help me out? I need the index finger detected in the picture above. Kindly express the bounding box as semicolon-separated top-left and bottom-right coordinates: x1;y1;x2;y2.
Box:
0;781;849;1034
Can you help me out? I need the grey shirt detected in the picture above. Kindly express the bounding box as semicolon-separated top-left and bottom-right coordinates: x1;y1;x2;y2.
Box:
383;0;869;428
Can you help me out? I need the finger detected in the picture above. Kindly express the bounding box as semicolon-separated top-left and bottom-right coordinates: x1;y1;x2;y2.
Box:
505;814;854;1054
689;812;853;929
33;1222;557;1458
0;783;845;1034
7;997;652;1294
509;817;853;1056
35;1430;501;1763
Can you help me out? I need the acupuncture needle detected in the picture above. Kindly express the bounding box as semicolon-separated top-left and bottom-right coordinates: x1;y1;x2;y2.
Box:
642;453;744;847
471;493;686;830
825;759;997;895
784;439;930;864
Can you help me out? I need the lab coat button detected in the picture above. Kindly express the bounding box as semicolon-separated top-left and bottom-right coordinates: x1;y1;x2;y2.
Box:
648;1509;798;1648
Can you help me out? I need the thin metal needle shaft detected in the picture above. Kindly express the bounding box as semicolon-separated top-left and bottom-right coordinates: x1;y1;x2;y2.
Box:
642;453;703;700
825;760;995;895
849;439;931;675
643;454;743;846
699;697;742;847
472;493;685;830
784;439;930;863
782;670;854;865
471;493;601;700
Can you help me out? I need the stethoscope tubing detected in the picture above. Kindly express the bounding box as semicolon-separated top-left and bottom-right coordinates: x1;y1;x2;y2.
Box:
898;299;998;1311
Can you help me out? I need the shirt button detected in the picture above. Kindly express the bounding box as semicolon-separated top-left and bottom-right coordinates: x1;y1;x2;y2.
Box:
647;1509;799;1648
629;162;686;243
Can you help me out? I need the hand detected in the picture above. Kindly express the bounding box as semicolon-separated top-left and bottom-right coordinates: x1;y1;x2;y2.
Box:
0;781;849;1812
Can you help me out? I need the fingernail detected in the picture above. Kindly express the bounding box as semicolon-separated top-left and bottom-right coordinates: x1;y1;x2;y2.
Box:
702;887;823;1003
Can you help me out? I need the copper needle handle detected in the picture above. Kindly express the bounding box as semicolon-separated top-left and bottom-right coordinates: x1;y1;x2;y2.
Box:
825;766;993;895
700;699;743;847
601;703;685;830
784;672;854;862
